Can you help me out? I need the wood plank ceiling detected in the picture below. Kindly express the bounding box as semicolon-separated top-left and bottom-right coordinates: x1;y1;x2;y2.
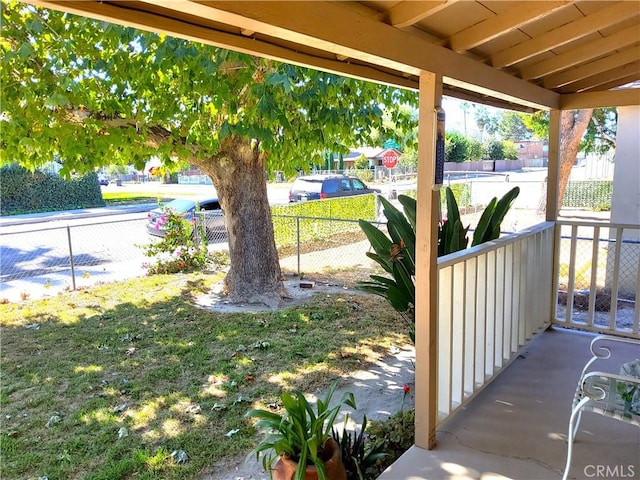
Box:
30;0;640;111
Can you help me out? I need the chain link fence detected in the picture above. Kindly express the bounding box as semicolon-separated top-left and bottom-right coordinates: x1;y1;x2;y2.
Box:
1;217;152;301
272;215;381;283
555;222;639;334
0;213;382;302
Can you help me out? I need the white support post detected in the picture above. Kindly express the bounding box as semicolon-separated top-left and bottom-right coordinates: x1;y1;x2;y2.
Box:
547;109;562;326
414;70;441;450
546;110;561;222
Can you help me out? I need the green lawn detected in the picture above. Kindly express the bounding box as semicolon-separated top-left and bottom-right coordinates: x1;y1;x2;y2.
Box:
0;272;407;479
102;192;170;204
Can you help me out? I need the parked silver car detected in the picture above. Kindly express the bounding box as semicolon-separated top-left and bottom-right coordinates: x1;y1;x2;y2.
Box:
146;198;226;240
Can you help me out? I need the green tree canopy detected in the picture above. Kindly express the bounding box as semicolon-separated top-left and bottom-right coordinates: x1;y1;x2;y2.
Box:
1;2;417;303
498;112;533;142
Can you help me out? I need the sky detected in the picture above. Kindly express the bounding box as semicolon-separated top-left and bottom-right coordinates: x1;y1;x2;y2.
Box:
442;96;504;139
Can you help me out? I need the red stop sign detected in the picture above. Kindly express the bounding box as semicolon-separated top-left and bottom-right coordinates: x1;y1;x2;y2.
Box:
382;151;398;169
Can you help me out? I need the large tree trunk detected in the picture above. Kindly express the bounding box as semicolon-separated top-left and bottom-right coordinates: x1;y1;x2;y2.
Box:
538;109;593;214
195;135;286;307
556;109;593;210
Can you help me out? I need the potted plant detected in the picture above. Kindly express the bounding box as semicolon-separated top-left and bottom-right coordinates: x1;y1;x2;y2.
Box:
246;380;356;480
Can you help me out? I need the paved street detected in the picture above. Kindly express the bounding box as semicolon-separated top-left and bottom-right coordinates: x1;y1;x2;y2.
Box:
0;170;552;302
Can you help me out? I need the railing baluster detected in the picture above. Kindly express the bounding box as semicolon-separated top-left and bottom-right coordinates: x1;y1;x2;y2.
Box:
566;225;579;326
512;240;522;351
552;223;562;325
486;250;496;376
495;247;505;368
503;243;513;359
608;227;623;331
519;238;528;345
587;226;600;327
438;266;453;419
464;257;477;398
634;257;640;335
452;261;465;407
476;253;487;387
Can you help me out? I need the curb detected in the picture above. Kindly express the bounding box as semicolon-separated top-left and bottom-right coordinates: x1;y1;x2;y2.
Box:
0;204;156;228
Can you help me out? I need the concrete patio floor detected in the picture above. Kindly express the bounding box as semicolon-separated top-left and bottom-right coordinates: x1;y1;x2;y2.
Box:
379;327;640;480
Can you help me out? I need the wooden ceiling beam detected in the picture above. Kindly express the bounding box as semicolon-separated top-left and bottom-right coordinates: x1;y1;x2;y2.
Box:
560;88;640;109
558;62;640;94
492;2;639;69
387;0;458;29
449;1;569;53
543;48;640;89
521;26;640;80
583;74;640;93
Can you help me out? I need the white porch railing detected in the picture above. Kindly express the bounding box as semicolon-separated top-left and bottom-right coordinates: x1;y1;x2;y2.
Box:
436;222;555;425
552;221;640;339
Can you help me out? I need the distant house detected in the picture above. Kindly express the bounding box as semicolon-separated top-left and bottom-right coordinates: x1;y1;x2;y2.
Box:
331;147;403;169
515;140;546;166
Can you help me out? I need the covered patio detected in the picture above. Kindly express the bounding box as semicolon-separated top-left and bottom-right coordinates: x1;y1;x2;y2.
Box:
380;327;640;479
26;1;640;478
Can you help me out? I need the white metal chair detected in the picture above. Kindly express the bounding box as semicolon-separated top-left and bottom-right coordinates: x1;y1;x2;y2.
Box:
562;334;640;480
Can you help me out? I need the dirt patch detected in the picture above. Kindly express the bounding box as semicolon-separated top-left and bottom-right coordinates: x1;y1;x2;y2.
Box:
194;274;372;313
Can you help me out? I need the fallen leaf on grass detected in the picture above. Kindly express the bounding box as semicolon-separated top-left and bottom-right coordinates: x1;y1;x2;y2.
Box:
45;414;62;428
170;450;188;464
118;427;128;439
233;395;252;405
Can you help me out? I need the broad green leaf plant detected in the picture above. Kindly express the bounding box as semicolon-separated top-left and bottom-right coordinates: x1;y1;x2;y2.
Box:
245;380;356;480
358;186;520;342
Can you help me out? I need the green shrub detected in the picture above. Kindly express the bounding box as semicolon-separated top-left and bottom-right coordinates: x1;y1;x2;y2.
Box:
366;409;415;477
482;139;504;160
271;194;377;247
0;165;105;215
562;180;612;210
354;154;370;170
141;207;210;275
346;168;374;183
502;141;519;160
445;132;468;163
404;184;472;209
467;139;483;161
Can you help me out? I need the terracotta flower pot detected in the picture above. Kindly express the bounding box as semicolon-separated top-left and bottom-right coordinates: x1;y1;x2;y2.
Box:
271;437;346;480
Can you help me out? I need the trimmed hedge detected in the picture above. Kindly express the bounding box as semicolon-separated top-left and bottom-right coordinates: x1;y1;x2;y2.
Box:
271;194;377;247
562;180;612;210
0;165;106;215
404;183;471;208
